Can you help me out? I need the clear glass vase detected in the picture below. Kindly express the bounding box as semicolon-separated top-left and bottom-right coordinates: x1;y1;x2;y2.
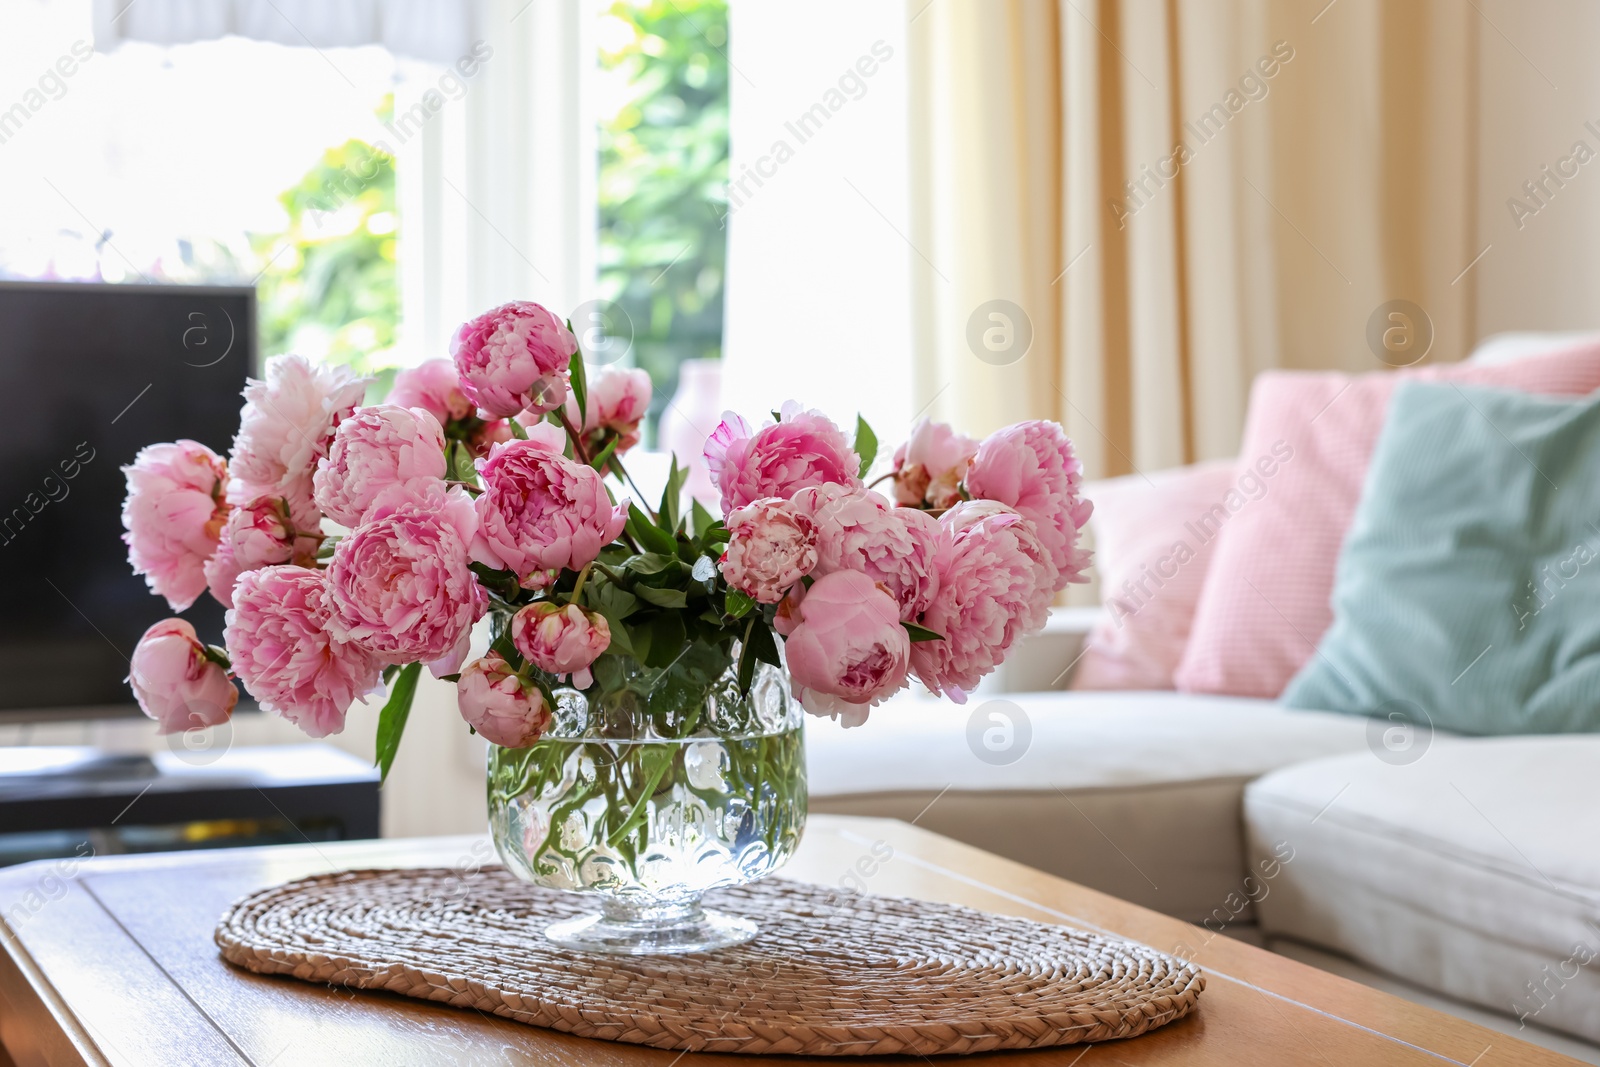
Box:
487;653;806;955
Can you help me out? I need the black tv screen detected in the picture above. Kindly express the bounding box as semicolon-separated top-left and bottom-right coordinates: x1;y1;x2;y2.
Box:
0;282;256;721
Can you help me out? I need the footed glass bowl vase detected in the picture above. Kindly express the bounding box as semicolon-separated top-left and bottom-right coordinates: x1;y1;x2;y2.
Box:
487;654;806;955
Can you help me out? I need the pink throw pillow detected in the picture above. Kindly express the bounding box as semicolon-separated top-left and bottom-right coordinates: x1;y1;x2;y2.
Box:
1174;341;1600;699
1072;460;1240;690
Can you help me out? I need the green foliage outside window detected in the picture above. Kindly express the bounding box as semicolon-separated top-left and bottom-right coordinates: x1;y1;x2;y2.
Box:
599;0;730;438
253;136;401;395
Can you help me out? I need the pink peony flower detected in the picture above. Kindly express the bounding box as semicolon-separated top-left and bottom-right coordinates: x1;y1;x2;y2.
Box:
457;653;553;748
773;584;805;637
563;366;652;457
451;301;576;418
388;359;474;425
963;420;1093;589
326;483;486;670
204;492;323;608
471;437;627;586
791;485;942;621
891;418;979;510
228;355;369;506
202;537;245;613
783;569;910;727
703;402;861;514
313;404;448;527
720;497;818;604
122;440;230;612
225;566;382;737
512;601;610;687
910;501;1055;701
128;618;238;734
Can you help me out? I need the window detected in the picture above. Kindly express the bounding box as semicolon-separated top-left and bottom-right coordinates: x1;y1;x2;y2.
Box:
597;0;730;444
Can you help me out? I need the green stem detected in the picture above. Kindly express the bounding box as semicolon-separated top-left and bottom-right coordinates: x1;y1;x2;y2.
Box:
569;562;593;603
605;747;675;848
557;409;590;464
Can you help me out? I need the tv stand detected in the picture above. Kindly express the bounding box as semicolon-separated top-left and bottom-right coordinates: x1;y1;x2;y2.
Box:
0;743;379;865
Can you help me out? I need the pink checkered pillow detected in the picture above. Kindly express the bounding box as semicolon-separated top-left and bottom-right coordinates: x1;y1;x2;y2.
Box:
1174;340;1600;699
1072;460;1237;690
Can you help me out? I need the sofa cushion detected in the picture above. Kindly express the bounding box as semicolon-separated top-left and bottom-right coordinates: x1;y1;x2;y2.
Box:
1285;382;1600;734
1245;737;1600;1042
807;691;1372;923
1072;459;1238;691
1174;339;1600;700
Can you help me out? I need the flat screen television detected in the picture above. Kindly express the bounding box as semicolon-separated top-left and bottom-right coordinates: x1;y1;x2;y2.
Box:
0;282;257;722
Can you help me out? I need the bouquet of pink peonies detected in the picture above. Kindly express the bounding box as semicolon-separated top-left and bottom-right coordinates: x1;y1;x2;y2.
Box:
121;299;1092;779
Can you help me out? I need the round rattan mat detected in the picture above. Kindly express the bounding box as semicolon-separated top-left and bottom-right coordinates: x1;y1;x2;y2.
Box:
216;867;1203;1056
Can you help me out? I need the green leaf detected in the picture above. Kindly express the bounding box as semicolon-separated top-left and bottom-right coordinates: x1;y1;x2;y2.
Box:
568;345;588;429
902;621;946;643
624;552;675;575
736;616;759;693
469;562;522;601
628;503;676;554
446;439;478;485
635;585;688;609
854;414;878;474
658;454;684;534
508;418;529;441
747;618;781;667
316;535;342;560
588;434;619;472
643;611;687;667
373;662;422;784
725;588;756;620
691;498;717;538
382;664;400;684
603;622;635;658
629;618;653;664
595;583;639;620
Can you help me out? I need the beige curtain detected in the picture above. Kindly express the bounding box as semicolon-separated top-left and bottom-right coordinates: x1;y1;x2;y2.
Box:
909;0;1476;476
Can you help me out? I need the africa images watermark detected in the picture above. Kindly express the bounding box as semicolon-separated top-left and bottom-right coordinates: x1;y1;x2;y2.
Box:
1505;120;1600;231
0;39;95;147
1103;440;1295;630
719;39;896;225
1;441;97;548
1109;40;1296;230
300;40;494;233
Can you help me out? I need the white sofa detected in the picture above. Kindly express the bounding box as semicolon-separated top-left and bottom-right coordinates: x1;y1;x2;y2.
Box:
806;609;1600;1063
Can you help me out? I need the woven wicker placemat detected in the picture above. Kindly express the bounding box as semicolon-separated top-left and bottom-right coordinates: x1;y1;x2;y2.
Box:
216;867;1203;1056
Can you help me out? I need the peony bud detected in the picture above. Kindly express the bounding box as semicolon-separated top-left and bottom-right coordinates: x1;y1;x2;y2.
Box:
512;602;610;686
457;654;552;748
128;619;238;734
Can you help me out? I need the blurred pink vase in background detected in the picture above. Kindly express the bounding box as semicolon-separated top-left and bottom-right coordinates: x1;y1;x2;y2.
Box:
658;358;722;507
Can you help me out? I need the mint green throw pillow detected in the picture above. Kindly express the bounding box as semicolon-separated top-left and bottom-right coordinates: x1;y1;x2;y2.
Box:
1283;380;1600;734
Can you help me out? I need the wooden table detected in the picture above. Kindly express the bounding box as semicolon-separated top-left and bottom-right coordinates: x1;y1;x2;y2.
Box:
0;815;1581;1066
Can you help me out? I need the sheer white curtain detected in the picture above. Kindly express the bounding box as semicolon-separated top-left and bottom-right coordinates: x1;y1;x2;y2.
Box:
92;0;481;66
722;0;914;451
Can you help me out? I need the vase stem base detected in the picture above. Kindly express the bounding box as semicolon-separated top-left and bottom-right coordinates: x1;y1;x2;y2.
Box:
544;896;757;955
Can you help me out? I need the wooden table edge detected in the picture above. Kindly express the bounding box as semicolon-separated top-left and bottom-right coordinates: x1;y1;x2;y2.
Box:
0;815;1584;1066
